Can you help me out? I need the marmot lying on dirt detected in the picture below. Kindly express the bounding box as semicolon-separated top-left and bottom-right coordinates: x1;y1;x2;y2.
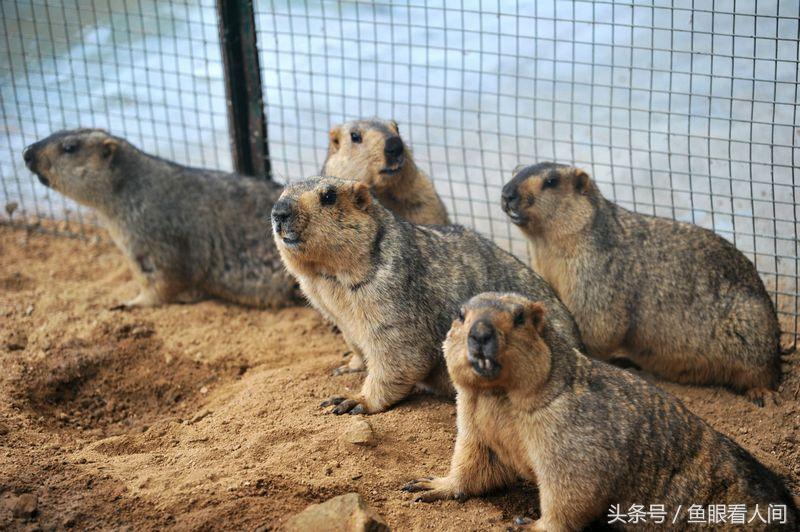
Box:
501;162;785;405
270;176;581;414
23;129;300;309
322;119;449;225
405;292;799;530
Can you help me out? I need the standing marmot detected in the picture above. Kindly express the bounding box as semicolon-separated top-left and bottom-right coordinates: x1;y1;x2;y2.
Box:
501;162;784;405
270;176;581;414
322;118;449;225
405;292;798;531
23;128;300;308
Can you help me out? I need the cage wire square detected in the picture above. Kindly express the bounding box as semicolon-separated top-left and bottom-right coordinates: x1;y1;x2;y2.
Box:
0;0;798;342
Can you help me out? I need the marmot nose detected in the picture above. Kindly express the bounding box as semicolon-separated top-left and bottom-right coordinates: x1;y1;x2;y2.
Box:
384;136;404;158
501;183;519;210
468;320;496;352
271;199;294;227
23;146;35;167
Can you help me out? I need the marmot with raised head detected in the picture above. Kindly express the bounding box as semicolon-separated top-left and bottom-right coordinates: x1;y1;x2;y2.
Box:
501;162;785;405
23;128;300;308
270;176;581;414
322;119;449;225
405;292;798;531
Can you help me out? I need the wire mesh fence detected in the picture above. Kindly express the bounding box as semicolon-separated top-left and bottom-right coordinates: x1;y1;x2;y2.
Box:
1;0;798;341
0;0;231;236
255;0;799;342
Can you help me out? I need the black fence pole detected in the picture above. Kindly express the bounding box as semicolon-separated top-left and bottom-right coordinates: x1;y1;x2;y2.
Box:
216;0;270;179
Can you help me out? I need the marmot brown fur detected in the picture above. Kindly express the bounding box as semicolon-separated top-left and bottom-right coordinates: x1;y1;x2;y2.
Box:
501;162;784;405
23;128;300;308
405;292;798;531
322;119;449;225
271;176;581;414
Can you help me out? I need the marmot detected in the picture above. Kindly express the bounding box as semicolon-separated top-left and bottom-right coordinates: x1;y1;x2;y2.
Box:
405;292;798;531
501;162;784;405
23;128;300;308
322;118;449;225
270;176;581;414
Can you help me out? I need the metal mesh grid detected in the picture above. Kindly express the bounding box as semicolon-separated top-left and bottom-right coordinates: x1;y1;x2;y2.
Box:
0;0;231;236
254;0;799;342
1;1;797;342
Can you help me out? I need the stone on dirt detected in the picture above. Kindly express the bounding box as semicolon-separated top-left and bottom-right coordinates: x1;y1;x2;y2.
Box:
341;418;376;446
11;493;38;518
282;492;389;532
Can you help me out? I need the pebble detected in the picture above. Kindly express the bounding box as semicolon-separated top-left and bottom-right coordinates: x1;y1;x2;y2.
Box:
282;493;388;532
341;418;376;446
11;493;38;518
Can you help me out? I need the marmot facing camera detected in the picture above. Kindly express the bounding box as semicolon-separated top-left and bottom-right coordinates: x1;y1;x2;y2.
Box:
501;163;784;405
24;129;300;309
322;118;449;225
405;292;798;531
271;176;581;415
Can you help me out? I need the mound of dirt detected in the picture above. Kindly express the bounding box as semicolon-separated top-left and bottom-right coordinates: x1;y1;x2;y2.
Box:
0;224;798;531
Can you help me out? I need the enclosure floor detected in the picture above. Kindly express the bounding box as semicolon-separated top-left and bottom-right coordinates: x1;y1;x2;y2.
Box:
1;224;798;531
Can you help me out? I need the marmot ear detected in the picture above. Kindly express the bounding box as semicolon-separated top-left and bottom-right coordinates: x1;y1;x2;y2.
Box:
574;169;590;194
328;127;340;149
352;182;372;210
390;120;399;134
102;138;118;160
512;163;527;177
526;301;546;334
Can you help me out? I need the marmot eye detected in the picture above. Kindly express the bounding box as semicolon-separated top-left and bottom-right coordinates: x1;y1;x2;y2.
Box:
542;176;559;189
350;131;362;143
457;308;466;321
513;310;525;327
62;142;79;154
320;187;337;206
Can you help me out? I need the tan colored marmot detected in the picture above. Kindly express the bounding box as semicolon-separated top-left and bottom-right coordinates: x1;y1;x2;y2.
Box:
322;118;449;225
501;162;784;405
270;176;581;415
405;292;799;531
23;128;300;308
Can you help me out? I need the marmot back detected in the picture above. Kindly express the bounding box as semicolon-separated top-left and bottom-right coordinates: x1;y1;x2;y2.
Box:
405;292;799;531
23;128;300;309
501;162;784;405
271;176;581;415
322;118;449;225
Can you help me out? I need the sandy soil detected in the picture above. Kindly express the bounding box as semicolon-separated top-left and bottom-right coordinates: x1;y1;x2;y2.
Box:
1;223;798;531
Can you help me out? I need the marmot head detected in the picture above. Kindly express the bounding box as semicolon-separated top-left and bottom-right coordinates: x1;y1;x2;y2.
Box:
501;163;595;238
322;118;409;192
271;176;382;278
443;292;551;391
23;129;122;208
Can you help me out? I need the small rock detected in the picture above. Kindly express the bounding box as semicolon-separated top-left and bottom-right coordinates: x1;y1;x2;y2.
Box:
199;386;208;395
282;493;389;532
24;305;34;316
341;418;376;446
11;493;38;518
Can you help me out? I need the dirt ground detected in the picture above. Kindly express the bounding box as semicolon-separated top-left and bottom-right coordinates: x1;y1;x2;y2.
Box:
1;223;798;531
